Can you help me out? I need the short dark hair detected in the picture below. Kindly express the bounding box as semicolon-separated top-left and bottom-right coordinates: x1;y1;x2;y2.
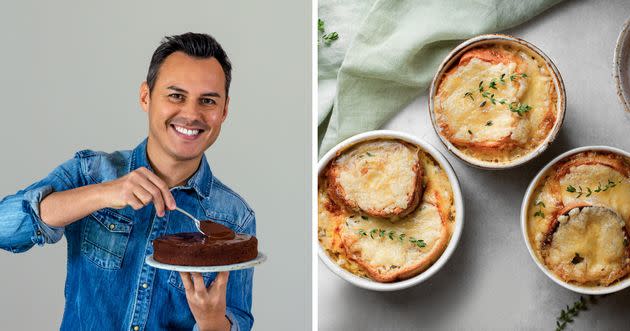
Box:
146;32;232;96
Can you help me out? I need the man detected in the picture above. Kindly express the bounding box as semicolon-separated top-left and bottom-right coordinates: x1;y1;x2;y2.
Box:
0;32;255;331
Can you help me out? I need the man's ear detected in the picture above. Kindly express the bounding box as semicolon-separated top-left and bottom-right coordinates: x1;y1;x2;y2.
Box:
221;96;230;122
140;81;150;113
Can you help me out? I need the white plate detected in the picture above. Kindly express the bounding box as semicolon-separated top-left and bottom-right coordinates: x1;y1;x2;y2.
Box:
614;17;630;113
145;252;267;272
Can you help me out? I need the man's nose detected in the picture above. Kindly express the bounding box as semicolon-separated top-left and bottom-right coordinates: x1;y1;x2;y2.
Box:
179;100;203;118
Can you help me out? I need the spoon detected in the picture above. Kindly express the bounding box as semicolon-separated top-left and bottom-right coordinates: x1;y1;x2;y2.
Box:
173;207;202;233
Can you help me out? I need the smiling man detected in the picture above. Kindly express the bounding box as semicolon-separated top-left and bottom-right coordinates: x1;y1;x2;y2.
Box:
0;33;255;331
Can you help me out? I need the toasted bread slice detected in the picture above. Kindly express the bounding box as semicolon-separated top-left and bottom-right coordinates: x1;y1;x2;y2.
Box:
340;200;449;282
326;139;423;219
435;47;528;149
547;152;630;224
541;206;630;286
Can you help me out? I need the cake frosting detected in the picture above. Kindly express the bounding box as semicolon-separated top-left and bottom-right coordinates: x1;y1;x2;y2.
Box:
153;221;258;266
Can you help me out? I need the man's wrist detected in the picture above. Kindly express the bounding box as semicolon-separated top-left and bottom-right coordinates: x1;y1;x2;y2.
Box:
197;315;231;331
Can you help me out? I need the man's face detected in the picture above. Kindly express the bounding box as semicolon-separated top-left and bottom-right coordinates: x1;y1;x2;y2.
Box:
140;51;229;161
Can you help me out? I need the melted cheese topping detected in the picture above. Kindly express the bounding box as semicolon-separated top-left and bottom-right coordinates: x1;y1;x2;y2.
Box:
544;207;628;286
559;165;630;223
435;44;557;164
527;152;630;286
341;202;444;276
333;140;420;215
318;141;456;282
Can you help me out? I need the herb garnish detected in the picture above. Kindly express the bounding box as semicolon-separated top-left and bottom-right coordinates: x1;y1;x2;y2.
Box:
535;200;546;208
478;80;484;92
571;253;584;264
509;102;532;116
555;296;588;331
534;210;545;218
479;101;487;107
486;121;493;126
489;80;497;90
366;152;374;157
566;179;621;198
468;130;473;135
464;91;474;100
357;228;426;248
318;19;339;46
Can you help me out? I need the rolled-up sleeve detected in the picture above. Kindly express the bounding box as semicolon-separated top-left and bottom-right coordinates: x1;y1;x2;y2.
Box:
0;155;83;253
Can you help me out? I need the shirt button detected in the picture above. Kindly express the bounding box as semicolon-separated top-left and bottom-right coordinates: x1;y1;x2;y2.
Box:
133;326;139;331
109;224;115;230
142;283;148;289
36;230;42;235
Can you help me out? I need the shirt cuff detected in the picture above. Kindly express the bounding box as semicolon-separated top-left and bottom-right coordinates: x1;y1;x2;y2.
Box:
191;312;239;331
225;310;240;331
23;184;65;245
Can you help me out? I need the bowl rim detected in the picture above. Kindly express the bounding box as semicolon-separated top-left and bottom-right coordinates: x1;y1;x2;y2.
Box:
428;33;567;170
613;17;630;113
317;130;465;291
520;145;630;295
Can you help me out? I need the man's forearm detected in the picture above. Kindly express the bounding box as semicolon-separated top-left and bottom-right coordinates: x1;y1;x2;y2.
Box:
40;182;111;227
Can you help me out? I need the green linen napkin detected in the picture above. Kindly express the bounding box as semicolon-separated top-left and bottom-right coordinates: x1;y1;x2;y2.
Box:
318;0;564;157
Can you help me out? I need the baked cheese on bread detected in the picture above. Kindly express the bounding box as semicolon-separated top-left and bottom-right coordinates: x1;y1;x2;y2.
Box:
542;206;630;286
326;140;423;219
434;44;557;164
527;151;630;287
319;139;456;283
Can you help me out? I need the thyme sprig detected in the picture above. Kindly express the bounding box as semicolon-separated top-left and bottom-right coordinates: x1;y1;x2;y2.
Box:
356;228;426;248
566;179;621;198
318;19;339;46
509;102;532;116
555;296;588;331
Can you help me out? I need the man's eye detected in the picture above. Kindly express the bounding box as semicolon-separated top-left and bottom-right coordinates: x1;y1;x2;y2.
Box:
168;94;184;101
200;98;216;106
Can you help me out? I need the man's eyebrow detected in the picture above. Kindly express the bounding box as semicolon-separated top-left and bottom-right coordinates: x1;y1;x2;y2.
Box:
166;85;222;98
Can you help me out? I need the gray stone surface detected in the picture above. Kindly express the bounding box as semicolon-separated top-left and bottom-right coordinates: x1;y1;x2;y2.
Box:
318;1;630;330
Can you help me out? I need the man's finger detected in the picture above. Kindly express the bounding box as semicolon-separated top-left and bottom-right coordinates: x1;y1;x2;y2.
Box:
211;271;230;289
191;272;206;295
133;171;167;217
139;167;176;210
179;272;194;293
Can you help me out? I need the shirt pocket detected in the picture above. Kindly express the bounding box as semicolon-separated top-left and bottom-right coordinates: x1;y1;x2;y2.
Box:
80;208;133;270
168;270;216;293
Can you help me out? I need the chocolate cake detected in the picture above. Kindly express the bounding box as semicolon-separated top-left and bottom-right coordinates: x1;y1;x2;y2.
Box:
152;221;258;266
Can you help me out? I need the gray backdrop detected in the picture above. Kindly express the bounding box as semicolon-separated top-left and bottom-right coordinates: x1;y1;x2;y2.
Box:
0;1;310;330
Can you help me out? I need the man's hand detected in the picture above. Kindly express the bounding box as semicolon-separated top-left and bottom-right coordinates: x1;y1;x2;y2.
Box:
180;272;231;331
102;167;176;217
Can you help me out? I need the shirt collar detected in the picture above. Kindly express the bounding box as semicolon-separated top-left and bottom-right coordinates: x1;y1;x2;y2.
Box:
129;138;213;198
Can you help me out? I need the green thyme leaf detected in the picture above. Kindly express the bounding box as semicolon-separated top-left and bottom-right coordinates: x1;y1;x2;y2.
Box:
486;121;493;126
479;101;487;107
361;215;368;220
318;19;325;32
534;210;545;218
366;152;374;157
555;296;589;331
567;185;576;193
489;80;497;89
535;200;546;208
464;91;474;100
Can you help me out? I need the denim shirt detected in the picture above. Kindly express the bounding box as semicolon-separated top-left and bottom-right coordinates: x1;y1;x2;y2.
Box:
0;139;255;331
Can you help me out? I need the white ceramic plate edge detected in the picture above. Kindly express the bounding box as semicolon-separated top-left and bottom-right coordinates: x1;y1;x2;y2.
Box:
146;252;267;272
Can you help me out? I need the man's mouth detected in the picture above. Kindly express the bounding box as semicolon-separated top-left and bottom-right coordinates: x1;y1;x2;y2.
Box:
170;124;205;140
